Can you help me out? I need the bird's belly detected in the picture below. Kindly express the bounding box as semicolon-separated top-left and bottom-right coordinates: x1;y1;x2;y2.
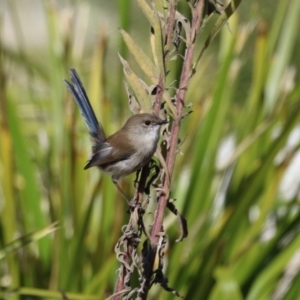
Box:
101;149;154;179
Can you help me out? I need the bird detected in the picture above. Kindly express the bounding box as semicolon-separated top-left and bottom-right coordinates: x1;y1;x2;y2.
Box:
64;68;168;202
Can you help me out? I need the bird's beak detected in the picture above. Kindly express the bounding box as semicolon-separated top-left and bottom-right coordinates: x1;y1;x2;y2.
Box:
159;119;169;125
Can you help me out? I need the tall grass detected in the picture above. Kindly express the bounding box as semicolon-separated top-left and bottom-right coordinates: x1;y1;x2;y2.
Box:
1;0;300;299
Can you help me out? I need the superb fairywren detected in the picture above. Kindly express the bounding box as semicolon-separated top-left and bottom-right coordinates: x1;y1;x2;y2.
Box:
64;69;167;201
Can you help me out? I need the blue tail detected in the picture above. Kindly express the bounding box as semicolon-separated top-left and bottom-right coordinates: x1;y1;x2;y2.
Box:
64;69;106;141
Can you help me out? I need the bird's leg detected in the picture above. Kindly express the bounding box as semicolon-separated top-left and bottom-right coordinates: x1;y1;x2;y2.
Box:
133;169;141;188
112;178;134;208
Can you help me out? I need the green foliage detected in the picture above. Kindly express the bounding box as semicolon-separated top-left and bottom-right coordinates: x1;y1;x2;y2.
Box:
1;0;300;299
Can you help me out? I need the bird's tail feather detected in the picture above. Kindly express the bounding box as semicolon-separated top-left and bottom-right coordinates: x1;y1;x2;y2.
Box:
64;68;106;141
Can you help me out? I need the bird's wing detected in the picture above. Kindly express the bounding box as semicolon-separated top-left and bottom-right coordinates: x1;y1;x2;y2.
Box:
84;141;136;169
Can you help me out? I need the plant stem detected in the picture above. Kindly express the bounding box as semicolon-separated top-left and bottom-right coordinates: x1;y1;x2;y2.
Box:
113;1;206;298
152;0;205;244
140;1;206;299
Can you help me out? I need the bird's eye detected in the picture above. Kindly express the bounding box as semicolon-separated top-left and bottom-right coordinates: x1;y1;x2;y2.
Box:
144;120;151;126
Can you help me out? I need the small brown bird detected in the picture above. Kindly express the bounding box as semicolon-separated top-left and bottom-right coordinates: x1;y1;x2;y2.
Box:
64;69;167;201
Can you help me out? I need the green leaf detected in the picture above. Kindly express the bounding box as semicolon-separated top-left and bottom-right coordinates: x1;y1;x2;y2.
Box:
0;223;58;260
209;267;243;300
120;29;159;81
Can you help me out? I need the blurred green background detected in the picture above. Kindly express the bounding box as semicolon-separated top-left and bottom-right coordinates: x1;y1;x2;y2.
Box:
1;0;300;299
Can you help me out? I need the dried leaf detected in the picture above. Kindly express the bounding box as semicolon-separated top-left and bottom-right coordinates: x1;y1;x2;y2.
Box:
174;11;192;46
167;201;188;242
124;82;141;114
150;21;165;76
152;269;184;298
145;160;160;194
105;288;131;300
205;0;224;16
118;54;151;112
150;233;184;298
